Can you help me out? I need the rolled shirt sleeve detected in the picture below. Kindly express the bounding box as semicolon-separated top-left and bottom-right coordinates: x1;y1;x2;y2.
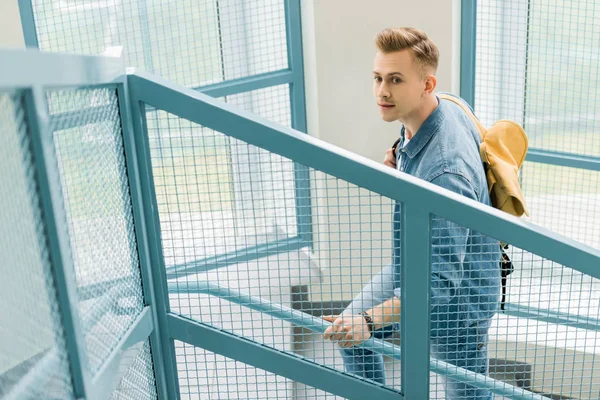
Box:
341;263;396;317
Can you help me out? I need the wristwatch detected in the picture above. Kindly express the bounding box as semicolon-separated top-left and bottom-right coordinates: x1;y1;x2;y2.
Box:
361;311;374;337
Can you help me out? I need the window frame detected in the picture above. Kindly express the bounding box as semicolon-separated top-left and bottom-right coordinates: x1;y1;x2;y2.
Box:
19;0;313;279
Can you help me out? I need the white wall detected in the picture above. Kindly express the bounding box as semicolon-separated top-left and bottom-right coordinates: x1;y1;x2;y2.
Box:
0;0;25;48
302;0;461;156
301;0;463;301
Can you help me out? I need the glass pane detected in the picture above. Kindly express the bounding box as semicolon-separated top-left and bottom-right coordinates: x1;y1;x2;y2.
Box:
32;0;288;87
521;161;600;249
146;84;297;265
476;0;600;156
524;0;600;157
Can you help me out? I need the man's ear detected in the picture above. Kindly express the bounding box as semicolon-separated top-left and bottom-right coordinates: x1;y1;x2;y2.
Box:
423;74;437;95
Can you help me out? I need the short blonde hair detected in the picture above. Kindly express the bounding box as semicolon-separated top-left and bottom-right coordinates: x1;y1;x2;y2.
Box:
375;27;439;77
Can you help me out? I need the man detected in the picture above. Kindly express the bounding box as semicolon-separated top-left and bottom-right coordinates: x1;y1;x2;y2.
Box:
322;27;501;400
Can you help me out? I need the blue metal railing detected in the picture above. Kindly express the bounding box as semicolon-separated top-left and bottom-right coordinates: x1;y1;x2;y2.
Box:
3;47;600;399
167;280;554;400
129;70;600;399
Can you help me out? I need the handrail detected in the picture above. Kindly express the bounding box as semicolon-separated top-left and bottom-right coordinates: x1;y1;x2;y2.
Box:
169;280;549;400
0;48;125;89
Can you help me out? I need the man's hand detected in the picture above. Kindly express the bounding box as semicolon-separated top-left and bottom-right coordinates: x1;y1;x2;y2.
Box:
383;147;397;169
322;314;372;348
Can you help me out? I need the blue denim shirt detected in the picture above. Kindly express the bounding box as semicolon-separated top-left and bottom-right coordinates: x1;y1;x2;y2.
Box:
392;93;501;339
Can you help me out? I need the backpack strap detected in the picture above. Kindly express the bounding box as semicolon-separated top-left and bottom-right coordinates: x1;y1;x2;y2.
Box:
438;94;492;170
500;244;514;311
437;93;486;140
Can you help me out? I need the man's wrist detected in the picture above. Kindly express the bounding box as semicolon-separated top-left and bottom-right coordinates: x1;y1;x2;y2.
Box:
361;311;374;337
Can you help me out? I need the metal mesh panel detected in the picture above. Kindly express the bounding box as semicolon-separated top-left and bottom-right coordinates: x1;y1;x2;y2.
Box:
498;248;600;400
0;93;73;398
148;100;407;394
475;0;528;127
175;341;345;399
110;340;157;399
427;216;502;399
521;161;600;249
475;0;600;251
146;84;296;266
523;0;600;157
475;0;600;153
48;88;145;375
31;0;288;87
428;214;600;400
225;85;298;242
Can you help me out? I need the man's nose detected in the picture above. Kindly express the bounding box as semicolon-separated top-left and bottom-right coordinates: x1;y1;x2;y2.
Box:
378;82;390;98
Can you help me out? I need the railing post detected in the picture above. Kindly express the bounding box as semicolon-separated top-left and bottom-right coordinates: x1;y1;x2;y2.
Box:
401;205;431;398
125;77;181;399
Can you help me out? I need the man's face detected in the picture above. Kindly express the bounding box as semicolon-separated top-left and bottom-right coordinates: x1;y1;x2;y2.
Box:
373;50;427;123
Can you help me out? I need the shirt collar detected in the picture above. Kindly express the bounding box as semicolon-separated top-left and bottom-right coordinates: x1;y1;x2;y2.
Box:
400;96;443;159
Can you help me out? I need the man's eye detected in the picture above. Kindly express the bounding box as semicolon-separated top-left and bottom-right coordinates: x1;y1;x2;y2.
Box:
374;76;382;82
393;78;402;84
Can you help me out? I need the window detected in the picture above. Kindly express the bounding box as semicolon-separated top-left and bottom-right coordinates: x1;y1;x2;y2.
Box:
472;0;600;249
21;0;310;270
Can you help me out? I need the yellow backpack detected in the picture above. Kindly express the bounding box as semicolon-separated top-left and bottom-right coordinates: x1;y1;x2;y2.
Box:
438;93;529;218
